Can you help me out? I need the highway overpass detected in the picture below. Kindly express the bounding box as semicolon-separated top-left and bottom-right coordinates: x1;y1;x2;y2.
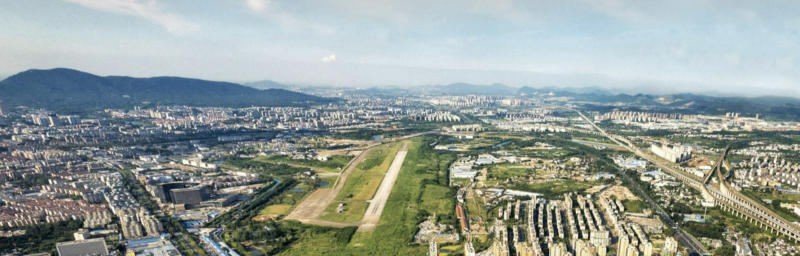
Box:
572;109;800;243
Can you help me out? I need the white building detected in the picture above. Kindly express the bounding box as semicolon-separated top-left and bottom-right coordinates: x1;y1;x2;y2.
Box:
651;143;692;163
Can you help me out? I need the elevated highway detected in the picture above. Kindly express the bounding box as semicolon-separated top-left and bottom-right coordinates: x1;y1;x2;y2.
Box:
571;109;800;244
705;141;800;241
571;110;707;255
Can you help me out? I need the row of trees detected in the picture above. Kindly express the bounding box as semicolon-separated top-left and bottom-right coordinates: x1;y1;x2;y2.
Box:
223;156;310;176
205;179;296;227
0;219;84;255
120;169;207;256
268;154;353;170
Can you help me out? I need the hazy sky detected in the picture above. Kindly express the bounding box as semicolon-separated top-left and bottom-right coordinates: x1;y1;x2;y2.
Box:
1;0;798;96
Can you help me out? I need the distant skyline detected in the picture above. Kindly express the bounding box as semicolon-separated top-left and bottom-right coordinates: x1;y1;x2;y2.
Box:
1;1;798;96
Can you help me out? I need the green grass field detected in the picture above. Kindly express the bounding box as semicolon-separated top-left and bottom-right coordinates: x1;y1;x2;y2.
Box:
490;163;534;180
334;173;384;201
523;149;572;159
255;154;353;173
439;245;462;256
622;199;649;213
510;180;600;199
464;196;484;218
354;143;401;173
451;178;472;187
258;204;293;216
319;201;369;223
419;185;454;214
279;138;453;255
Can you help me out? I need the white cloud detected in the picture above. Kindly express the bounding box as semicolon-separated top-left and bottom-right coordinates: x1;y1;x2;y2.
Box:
244;0;336;36
245;0;271;12
60;0;198;34
320;54;337;62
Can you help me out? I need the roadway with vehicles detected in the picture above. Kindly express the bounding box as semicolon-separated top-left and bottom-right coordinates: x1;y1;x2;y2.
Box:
613;161;707;256
570;109;711;255
571;108;800;250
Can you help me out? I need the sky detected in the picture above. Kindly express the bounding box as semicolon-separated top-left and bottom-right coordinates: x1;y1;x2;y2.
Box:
0;0;798;96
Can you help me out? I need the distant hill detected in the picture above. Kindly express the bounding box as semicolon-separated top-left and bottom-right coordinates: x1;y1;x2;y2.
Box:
431;83;516;95
243;80;290;90
0;68;335;113
529;86;614;96
517;85;800;120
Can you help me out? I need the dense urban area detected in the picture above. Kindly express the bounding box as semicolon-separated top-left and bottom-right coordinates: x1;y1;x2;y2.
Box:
0;79;799;256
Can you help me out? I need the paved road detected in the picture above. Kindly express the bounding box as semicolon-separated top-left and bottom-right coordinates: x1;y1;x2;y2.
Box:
613;163;706;256
569;108;708;256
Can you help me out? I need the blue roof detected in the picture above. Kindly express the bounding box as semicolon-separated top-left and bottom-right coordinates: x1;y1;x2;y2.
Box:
127;237;163;247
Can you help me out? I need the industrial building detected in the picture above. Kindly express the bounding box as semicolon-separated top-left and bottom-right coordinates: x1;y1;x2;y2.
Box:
56;238;109;256
154;182;210;206
171;185;210;205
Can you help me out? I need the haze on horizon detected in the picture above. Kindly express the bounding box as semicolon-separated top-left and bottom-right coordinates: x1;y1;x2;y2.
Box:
1;0;798;97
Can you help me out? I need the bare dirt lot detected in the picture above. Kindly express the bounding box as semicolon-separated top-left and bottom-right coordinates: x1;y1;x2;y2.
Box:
599;185;640;200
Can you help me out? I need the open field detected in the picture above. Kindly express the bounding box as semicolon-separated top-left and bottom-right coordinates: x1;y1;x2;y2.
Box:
354;143;401;173
599;185;640;201
284;147;376;225
334;173;384;201
284;141;413;231
523;149;573;159
319;201;369;223
622;199;649;213
510;179;601;199
255;154;354;173
259;204;292;216
252;182;314;221
490;163;534;180
439;245;462;256
315;148;359;158
280;138;452;255
419;185;454;214
271;183;313;206
358;142;410;231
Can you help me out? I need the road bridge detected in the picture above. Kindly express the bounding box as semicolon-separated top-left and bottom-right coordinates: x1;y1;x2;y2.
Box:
569;109;708;255
569;108;800;251
704;140;800;241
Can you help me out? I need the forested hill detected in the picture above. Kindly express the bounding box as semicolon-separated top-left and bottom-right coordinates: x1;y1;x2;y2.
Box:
0;68;336;113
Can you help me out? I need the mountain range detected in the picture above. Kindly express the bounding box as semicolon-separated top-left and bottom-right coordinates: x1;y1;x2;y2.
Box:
2;69;797;120
406;82;800;119
427;83;517;95
243;80;291;90
0;68;335;113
